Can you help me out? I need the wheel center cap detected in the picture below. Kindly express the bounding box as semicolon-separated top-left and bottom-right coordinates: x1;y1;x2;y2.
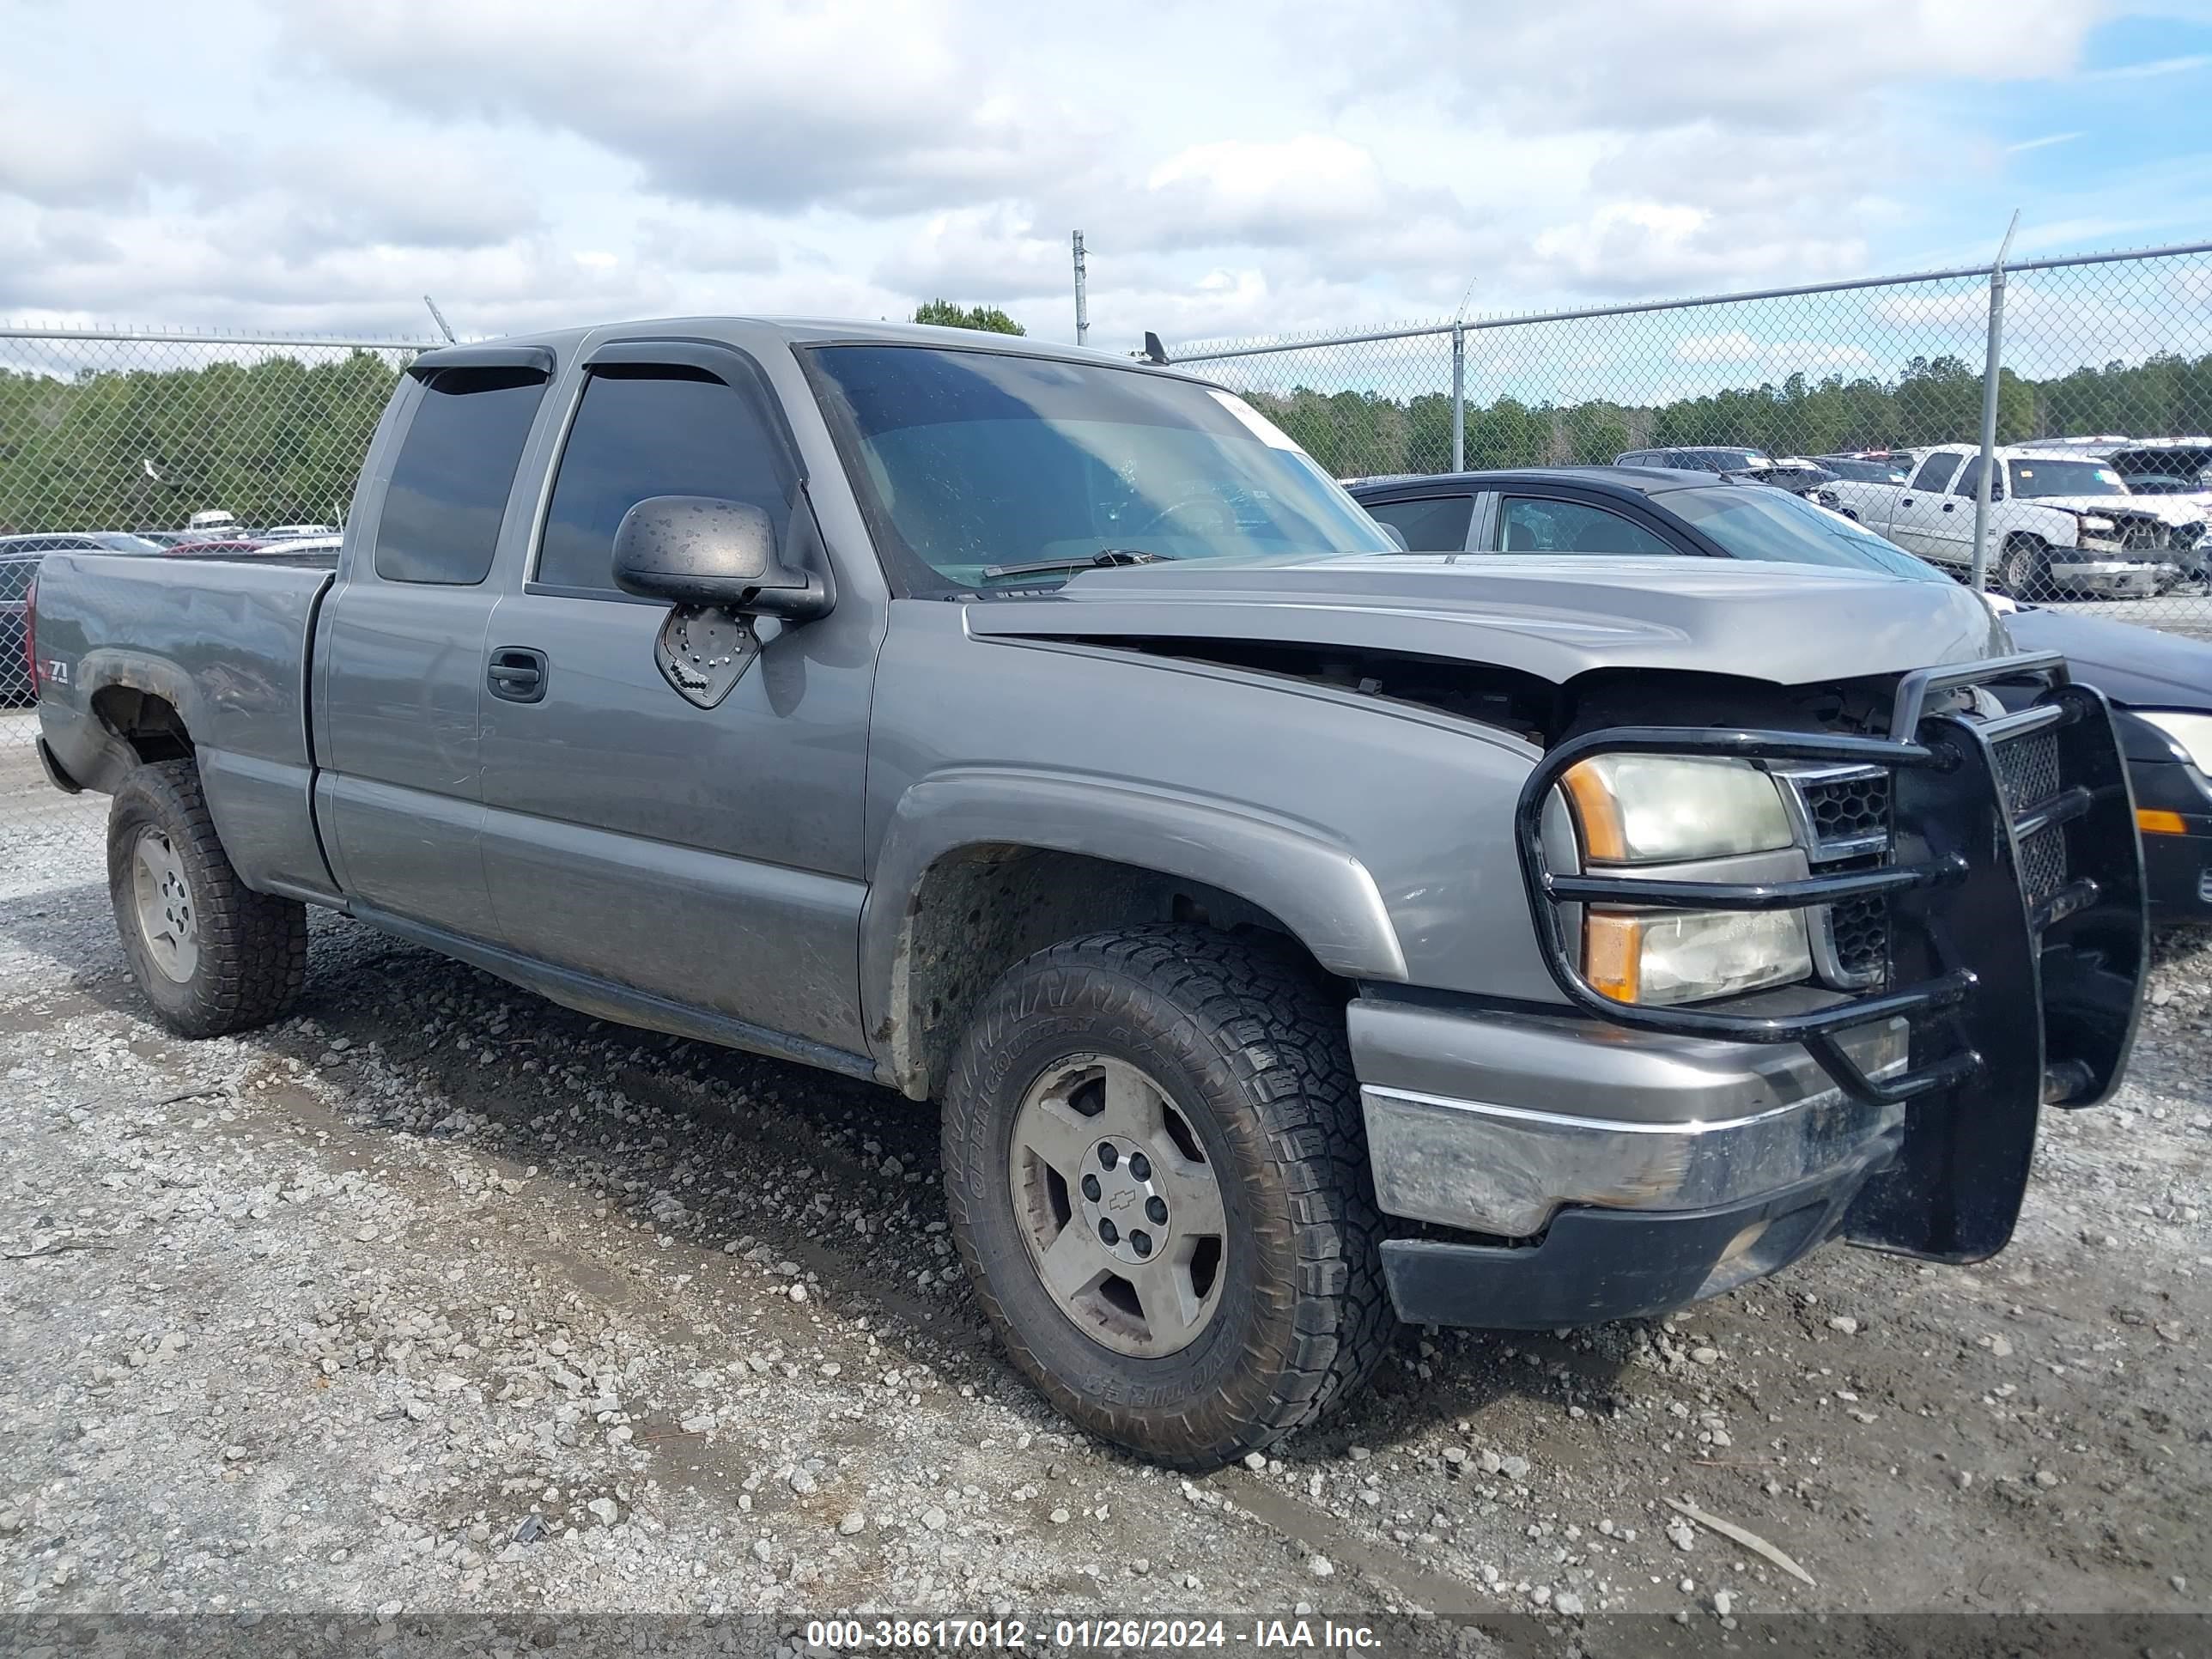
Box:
1077;1135;1169;1265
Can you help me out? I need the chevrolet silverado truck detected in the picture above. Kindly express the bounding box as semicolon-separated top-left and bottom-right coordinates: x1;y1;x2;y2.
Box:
27;319;2148;1466
1820;441;2208;599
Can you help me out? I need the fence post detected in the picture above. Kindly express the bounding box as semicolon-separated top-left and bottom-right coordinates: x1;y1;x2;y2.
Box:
1969;212;2020;592
1450;323;1466;472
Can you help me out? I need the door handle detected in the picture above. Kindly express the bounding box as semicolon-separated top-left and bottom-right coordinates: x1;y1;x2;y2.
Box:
488;647;547;703
1900;496;1914;506
1942;501;1954;512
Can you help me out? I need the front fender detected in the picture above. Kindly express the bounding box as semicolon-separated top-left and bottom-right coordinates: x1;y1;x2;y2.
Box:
860;766;1409;1091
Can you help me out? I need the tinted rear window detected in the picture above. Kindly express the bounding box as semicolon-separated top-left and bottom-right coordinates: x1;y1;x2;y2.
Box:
1363;494;1474;551
374;367;549;585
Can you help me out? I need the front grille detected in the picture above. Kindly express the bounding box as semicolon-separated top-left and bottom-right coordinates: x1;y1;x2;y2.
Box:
1826;895;1892;984
1782;765;1892;860
1994;729;2060;816
1799;770;1890;848
1991;727;2068;906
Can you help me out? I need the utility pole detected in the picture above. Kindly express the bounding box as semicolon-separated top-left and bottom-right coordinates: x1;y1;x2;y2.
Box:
1968;210;2020;593
1072;231;1089;346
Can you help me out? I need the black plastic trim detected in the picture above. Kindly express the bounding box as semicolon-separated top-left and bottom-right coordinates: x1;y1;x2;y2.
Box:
406;343;555;379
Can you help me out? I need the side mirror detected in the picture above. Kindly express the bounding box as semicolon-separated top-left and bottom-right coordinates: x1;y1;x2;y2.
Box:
612;495;830;621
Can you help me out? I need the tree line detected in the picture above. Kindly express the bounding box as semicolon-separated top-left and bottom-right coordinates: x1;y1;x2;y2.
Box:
1244;349;2212;479
3;336;2208;534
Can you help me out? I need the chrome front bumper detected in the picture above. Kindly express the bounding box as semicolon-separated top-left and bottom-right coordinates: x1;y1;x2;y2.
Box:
2052;556;2173;597
1351;995;1906;1239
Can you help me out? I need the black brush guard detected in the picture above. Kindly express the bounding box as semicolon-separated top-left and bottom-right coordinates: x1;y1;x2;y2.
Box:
1514;651;2147;1263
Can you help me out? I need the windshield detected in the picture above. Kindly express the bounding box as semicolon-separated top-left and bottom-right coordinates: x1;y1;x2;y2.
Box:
807;345;1395;591
1666;486;1950;583
2008;459;2127;498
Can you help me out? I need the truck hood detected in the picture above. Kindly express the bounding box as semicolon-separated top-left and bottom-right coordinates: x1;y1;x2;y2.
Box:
964;553;2008;687
2033;495;2206;527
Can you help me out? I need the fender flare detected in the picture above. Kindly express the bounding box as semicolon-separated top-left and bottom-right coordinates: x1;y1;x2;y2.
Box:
860;766;1409;1091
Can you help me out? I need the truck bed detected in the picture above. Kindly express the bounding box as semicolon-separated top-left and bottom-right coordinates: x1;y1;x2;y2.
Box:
33;551;337;902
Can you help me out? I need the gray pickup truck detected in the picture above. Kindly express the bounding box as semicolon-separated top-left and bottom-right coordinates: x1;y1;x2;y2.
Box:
28;319;2148;1466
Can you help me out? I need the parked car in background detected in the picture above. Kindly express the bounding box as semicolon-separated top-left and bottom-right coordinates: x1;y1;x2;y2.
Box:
1817;443;2208;598
1614;444;1772;475
2;532;165;556
132;530;200;548
1753;457;1842;496
2005;605;2212;924
2100;440;2212;501
161;536;340;561
1;532;162;703
2;551;37;705
1613;447;1836;499
1816;453;1916;484
1347;465;2211;925
252;523;341;540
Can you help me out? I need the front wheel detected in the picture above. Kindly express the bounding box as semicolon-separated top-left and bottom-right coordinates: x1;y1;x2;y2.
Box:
107;760;307;1037
1996;535;2050;599
942;926;1393;1468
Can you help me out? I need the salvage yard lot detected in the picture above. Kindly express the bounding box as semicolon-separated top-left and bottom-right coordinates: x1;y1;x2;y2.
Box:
2;724;2208;1620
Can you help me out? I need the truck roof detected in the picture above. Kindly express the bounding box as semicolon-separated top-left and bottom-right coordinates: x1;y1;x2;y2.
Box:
1911;441;2121;464
412;316;1166;374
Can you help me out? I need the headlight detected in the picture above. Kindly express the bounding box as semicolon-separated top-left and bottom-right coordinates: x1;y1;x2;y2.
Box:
2078;515;2116;533
2140;709;2212;772
1585;908;1813;1006
1558;755;1811;1005
1560;755;1795;862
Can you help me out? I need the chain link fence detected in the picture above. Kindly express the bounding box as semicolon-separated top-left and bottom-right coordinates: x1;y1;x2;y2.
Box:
3;247;2209;859
2;327;434;860
1176;241;2212;638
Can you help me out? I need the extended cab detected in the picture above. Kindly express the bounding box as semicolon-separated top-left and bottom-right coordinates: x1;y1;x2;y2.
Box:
29;319;2148;1465
1820;442;2209;599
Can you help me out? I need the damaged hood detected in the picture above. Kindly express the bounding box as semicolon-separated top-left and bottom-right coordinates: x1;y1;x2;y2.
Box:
963;553;2008;687
2034;495;2205;527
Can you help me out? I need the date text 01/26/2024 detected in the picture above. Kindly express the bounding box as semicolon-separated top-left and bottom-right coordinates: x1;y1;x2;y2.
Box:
802;1620;1383;1650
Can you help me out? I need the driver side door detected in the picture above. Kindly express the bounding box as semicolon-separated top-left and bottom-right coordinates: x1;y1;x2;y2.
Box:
475;339;881;1054
1887;453;1966;565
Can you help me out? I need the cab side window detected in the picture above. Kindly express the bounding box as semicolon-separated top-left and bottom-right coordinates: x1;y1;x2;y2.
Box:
536;366;793;596
1363;494;1474;551
374;366;550;586
1911;453;1961;494
1499;497;1677;555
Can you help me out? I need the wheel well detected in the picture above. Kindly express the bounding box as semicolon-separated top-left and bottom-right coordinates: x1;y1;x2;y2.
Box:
91;686;194;765
888;845;1328;1101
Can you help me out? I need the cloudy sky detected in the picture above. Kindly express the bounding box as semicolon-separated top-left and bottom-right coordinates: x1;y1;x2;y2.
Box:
3;0;2210;353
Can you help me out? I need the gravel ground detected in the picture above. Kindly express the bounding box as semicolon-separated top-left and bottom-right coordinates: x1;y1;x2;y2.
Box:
3;721;2209;1623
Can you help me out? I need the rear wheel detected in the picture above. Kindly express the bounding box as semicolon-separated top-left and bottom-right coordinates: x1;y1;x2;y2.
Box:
943;925;1393;1467
107;760;307;1036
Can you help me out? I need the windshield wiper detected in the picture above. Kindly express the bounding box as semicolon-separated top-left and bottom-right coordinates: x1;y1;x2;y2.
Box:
979;549;1173;581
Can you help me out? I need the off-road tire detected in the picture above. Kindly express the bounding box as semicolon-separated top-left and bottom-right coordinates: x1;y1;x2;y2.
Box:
943;924;1394;1467
107;760;307;1037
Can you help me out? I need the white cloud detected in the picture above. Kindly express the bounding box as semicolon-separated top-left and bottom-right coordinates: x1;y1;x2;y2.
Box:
0;0;2179;357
